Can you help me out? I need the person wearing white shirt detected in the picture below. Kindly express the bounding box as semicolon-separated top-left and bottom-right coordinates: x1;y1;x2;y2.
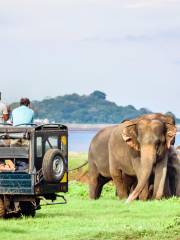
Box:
0;93;9;124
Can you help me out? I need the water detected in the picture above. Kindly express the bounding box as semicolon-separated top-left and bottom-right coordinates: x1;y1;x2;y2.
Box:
69;130;97;152
69;130;180;152
175;133;180;146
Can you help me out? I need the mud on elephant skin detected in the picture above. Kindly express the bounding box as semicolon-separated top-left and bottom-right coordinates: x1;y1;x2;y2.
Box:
88;113;176;202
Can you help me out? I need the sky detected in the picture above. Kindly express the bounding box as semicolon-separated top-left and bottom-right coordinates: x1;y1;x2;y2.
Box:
0;0;180;116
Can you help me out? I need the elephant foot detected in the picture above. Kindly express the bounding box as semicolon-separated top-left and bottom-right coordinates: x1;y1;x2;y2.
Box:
118;195;128;200
139;184;149;201
89;174;111;199
148;184;153;199
116;188;128;199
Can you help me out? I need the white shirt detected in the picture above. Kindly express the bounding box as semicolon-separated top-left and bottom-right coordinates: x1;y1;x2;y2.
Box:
0;101;8;123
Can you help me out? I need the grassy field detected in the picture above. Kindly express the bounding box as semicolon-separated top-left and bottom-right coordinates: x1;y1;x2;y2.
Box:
0;153;180;240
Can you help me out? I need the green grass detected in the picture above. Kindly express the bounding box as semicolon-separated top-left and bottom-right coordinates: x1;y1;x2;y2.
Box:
0;153;180;240
0;182;180;240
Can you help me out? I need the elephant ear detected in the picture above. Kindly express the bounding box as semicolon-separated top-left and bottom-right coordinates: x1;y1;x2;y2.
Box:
166;123;176;149
164;114;176;125
122;124;140;151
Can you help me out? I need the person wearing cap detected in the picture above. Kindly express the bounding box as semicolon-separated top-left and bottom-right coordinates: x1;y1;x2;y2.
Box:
0;93;9;124
11;98;34;126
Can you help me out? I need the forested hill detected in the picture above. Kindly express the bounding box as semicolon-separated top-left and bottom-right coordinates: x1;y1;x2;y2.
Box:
11;91;178;123
32;91;152;123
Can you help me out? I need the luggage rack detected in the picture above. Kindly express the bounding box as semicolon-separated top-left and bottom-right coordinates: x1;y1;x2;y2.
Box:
35;124;67;131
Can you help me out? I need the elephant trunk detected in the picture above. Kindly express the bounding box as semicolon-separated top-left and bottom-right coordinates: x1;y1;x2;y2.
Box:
126;145;156;203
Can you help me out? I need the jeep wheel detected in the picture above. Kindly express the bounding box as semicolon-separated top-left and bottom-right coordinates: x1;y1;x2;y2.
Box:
20;202;36;217
0;197;5;218
42;149;66;183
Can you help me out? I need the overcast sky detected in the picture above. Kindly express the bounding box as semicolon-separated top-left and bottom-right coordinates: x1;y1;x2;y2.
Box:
0;0;180;116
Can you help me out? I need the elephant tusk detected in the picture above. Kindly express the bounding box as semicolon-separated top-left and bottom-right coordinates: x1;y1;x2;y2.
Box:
125;199;131;204
125;193;135;203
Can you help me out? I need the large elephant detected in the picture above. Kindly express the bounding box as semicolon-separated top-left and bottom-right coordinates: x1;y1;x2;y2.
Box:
88;113;176;202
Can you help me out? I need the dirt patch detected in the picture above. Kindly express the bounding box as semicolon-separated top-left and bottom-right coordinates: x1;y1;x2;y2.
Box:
69;169;89;184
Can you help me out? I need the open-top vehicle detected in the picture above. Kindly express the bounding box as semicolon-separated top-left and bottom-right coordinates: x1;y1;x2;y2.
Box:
0;124;68;217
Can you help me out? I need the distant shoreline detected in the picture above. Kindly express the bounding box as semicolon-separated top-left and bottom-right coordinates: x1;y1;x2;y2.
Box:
67;123;115;131
67;124;180;132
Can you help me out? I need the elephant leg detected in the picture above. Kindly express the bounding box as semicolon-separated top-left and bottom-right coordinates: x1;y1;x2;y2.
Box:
123;174;137;195
175;175;180;197
148;184;154;199
89;161;99;199
166;147;180;196
111;169;128;199
139;183;149;201
115;174;135;197
172;152;180;196
89;174;111;199
89;178;98;199
89;161;111;199
96;175;111;198
163;173;172;198
153;155;168;199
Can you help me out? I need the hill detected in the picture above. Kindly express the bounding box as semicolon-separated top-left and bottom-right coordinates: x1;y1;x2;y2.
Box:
33;91;152;123
10;91;179;124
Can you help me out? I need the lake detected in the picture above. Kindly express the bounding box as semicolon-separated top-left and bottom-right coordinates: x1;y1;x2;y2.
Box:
69;130;180;152
69;130;97;152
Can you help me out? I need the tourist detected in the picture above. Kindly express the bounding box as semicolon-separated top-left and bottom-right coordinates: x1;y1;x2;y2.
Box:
0;92;9;124
11;98;34;126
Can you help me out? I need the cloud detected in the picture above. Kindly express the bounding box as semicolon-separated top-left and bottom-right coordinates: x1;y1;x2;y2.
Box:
125;34;152;42
0;0;180;117
79;29;180;45
125;0;180;9
80;34;152;44
174;60;180;65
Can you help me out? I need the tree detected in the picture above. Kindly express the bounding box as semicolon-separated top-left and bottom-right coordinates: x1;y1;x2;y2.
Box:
90;91;106;100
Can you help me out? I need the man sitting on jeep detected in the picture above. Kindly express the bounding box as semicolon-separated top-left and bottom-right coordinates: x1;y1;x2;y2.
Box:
0;95;9;124
11;98;34;126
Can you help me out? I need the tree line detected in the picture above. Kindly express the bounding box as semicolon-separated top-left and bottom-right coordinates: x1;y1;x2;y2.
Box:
10;91;180;124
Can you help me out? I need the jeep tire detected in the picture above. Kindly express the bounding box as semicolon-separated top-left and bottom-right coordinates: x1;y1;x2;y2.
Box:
42;149;66;183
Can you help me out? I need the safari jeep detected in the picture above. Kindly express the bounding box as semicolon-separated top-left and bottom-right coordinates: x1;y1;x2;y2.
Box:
0;124;68;217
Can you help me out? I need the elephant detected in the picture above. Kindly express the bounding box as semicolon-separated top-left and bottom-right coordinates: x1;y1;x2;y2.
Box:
128;145;180;200
165;146;180;197
88;113;176;202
